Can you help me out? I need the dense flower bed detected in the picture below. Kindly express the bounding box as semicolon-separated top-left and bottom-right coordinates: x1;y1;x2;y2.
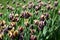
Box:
0;0;60;40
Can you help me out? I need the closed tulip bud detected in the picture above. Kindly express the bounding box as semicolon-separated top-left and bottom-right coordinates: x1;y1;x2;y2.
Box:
0;20;2;26
58;10;60;15
39;1;44;6
10;22;16;27
35;5;41;11
7;5;15;11
0;13;3;16
2;20;6;24
11;7;15;11
10;27;15;33
38;21;46;30
15;17;19;22
22;5;27;10
18;27;24;32
24;19;29;27
0;33;4;39
54;1;58;7
8;31;12;37
46;4;51;10
34;20;39;25
24;22;29;27
8;26;12;30
40;14;45;21
37;0;41;3
20;11;32;18
44;13;49;20
28;1;34;9
9;12;14;20
15;14;19;17
30;35;37;40
11;17;15;21
11;17;18;22
1;20;6;26
13;30;18;37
